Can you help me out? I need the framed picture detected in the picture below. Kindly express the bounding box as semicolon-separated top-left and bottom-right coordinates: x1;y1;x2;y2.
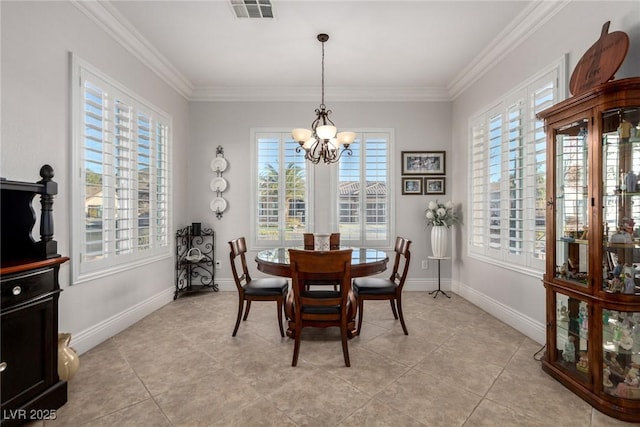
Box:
401;177;423;195
401;151;446;175
424;177;446;195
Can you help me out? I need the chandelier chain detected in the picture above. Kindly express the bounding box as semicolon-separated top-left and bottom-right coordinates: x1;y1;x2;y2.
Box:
321;38;325;107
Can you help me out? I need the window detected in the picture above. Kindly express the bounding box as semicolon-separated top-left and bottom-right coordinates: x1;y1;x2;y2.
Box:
72;56;171;283
468;58;565;272
250;130;392;249
251;131;312;247
335;131;394;248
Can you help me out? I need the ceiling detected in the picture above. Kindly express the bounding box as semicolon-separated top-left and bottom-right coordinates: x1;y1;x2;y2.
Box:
82;1;568;101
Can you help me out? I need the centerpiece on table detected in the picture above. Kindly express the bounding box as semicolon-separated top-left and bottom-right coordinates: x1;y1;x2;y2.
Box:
425;200;458;258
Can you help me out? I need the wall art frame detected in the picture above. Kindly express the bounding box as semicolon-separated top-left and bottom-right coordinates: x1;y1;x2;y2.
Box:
424;177;446;195
401;151;446;175
401;177;423;195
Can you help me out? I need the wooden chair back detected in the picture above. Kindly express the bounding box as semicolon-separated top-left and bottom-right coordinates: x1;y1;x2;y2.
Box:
389;236;412;289
287;248;354;366
229;237;251;291
303;233;340;250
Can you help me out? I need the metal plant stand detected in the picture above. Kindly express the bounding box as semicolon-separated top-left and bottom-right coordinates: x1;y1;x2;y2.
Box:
428;256;451;298
175;226;218;299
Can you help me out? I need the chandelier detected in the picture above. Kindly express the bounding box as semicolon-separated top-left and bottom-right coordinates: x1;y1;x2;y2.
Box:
292;33;355;164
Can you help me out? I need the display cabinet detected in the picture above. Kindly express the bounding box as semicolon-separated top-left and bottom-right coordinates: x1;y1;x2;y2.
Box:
175;225;217;299
539;78;640;422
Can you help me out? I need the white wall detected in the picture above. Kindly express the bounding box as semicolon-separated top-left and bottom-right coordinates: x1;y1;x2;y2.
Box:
188;100;453;290
1;1;189;354
450;1;640;343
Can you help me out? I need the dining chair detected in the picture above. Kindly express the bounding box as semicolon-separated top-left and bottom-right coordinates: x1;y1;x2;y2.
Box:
228;237;288;337
285;248;355;367
303;233;340;250
352;236;412;335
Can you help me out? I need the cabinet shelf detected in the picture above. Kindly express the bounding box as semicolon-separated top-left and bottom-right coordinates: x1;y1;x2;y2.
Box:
559;238;588;245
604;192;640;198
605;242;640;249
604;138;640;145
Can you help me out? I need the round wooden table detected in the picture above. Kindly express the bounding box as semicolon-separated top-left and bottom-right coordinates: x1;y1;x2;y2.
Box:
256;247;389;339
255;247;389;278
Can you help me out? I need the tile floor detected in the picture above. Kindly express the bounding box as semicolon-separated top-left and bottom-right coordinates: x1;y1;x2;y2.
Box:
40;291;639;426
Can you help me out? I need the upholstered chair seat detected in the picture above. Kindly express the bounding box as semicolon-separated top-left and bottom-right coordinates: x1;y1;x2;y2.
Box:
243;278;288;297
352;278;396;295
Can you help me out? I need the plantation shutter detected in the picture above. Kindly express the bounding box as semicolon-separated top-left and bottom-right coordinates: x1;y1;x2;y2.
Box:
254;132;309;246
338;132;391;247
73;57;171;283
468;57;565;270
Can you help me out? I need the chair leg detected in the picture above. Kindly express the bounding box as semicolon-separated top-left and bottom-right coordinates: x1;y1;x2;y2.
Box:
292;328;301;367
356;298;364;336
341;319;350;367
232;297;244;337
243;300;252;320
396;296;408;335
276;298;285;337
389;299;399;319
285;290;295;338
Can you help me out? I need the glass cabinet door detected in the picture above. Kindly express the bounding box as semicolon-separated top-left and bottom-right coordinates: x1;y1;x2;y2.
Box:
555;119;590;287
555;292;590;384
602;108;640;296
602;309;640;400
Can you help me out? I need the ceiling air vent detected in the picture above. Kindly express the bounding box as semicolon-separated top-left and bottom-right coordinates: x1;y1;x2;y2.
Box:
230;0;274;19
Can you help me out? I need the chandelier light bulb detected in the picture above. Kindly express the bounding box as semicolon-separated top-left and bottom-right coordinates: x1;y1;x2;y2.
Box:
337;131;356;146
316;125;337;140
292;128;312;143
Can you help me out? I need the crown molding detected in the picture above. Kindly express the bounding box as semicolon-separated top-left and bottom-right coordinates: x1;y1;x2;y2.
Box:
71;0;193;99
190;86;452;102
73;0;569;103
448;0;571;99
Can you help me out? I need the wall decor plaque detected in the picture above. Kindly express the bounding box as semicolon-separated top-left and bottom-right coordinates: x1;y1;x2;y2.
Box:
569;21;629;96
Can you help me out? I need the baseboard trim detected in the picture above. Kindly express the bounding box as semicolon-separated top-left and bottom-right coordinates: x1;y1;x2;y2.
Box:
452;279;545;344
70;287;175;355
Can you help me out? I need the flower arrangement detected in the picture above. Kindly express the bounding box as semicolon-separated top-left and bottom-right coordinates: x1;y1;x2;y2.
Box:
425;200;458;227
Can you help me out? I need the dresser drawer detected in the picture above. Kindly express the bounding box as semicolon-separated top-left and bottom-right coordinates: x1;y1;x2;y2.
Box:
1;267;55;309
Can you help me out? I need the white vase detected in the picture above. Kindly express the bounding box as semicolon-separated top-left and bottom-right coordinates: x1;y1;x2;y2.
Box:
431;225;448;258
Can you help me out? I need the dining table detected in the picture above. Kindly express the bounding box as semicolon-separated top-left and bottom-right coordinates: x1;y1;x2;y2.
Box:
255;247;389;339
255;247;389;278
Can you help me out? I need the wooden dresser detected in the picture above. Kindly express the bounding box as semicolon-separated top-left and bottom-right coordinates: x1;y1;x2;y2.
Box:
0;165;68;425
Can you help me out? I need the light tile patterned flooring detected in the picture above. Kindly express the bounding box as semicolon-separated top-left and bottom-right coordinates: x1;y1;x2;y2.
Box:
40;291;638;426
